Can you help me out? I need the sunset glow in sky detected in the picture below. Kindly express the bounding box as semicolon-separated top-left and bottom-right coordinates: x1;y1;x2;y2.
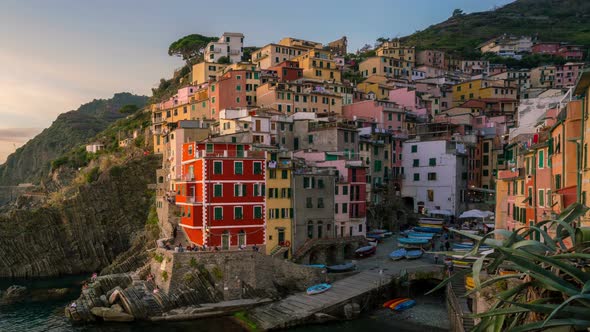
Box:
0;0;512;163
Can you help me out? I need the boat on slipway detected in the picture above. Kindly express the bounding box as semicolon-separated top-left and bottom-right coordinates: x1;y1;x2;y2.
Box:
306;283;331;295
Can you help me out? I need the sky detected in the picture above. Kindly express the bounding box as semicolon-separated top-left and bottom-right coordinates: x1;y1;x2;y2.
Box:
0;0;513;163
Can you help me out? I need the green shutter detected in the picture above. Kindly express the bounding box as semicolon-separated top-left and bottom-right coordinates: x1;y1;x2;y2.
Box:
254;162;262;174
242;184;247;196
429;158;436;166
254;206;262;218
214;184;222;197
214;162;222;174
214;207;223;220
235;162;243;174
538;150;544;168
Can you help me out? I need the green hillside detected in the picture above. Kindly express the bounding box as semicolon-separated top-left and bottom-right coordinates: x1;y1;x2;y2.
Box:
402;0;590;59
0;93;148;185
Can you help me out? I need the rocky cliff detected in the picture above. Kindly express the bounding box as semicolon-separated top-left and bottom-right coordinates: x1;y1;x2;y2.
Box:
0;92;148;186
0;154;160;278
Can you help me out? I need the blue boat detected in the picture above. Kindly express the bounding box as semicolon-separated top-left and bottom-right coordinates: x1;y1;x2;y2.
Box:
405;250;423;260
366;233;384;239
389;248;407;261
407;232;434;238
413;226;443;233
327;262;356;273
394;299;416;311
306;283;332;295
306;264;326;269
398;238;429;245
355;245;377;257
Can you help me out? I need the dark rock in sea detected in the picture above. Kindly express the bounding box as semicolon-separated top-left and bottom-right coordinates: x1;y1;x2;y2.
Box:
0;285;29;304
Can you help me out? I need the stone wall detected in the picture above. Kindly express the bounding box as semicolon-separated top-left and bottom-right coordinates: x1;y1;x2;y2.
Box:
151;249;323;300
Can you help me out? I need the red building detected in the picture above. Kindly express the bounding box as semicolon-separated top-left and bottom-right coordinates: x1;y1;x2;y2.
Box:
175;142;267;249
269;60;303;82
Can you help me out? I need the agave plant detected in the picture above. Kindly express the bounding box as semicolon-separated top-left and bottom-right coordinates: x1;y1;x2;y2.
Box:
428;203;590;332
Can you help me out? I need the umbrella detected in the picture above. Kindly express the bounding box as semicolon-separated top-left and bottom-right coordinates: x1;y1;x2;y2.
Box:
459;209;494;219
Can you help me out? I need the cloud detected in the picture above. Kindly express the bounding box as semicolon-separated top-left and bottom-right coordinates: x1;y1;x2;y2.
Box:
0;128;43;141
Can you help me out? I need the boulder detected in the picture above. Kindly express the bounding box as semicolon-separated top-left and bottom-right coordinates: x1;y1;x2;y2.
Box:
31;288;70;302
110;304;124;313
1;285;29;304
90;306;134;322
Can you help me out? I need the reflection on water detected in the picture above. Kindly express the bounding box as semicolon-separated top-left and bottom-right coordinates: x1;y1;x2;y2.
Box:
0;276;448;332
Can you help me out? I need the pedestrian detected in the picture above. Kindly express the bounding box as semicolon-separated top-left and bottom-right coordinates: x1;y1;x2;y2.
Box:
445;240;450;251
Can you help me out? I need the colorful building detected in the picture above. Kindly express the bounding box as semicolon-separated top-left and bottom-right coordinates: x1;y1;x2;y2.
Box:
175;143;267;249
191;62;227;85
268;61;303;82
204;32;244;63
417;50;445;69
359;56;413;80
554;62;584;89
252;43;307;69
265;151;294;258
291;49;341;82
375;40;415;64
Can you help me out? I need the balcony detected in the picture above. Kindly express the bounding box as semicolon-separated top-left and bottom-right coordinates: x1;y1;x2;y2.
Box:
229;49;240;55
193;150;266;159
210;48;222;53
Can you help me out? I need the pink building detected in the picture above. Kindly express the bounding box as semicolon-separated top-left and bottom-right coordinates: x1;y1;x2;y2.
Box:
388;88;428;117
342;100;406;132
554;62;584;88
532;43;584;61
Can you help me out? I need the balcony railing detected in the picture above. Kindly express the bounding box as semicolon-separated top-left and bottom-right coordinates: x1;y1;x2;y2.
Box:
193;150;266;159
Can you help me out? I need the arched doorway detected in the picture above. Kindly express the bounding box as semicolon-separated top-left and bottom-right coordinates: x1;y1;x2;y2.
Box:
238;230;246;247
343;244;355;259
309;250;320;264
327;245;338;265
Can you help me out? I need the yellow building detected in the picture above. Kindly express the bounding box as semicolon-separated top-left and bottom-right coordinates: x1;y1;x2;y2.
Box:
359;56;413;80
265;151;294;258
375;40;416;64
356;81;394;100
291;49;341;82
452;78;517;106
278;37;322;50
575;69;590;226
191;62;227;85
252;43;307;69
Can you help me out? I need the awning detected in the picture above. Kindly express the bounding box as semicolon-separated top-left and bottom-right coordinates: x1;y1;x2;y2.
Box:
428;209;453;216
459;209;495;219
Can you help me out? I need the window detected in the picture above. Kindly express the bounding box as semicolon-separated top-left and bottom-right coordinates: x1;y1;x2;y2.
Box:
253;162;262;174
234;161;243;175
483;155;489;166
342;186;348;195
213;184;223;197
308;135;313;143
234;206;243;219
281;170;288;179
413;159;419;167
342;203;348;213
317;198;324;208
335;185;339;195
528;187;533;205
428;172;437;180
214;207;223;220
212;161;223;175
555;174;562;189
318;179;325;188
538;189;544;207
269;169;276;179
306;197;313;208
538;150;544;168
427;189;434;202
335;203;339;213
413;173;420;181
206;144;213;153
429;158;436;166
374;160;382;172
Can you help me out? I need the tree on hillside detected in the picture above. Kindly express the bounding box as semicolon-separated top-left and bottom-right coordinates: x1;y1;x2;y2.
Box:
217;56;231;64
118;104;139;114
168;34;218;63
452;8;464;17
376;37;390;46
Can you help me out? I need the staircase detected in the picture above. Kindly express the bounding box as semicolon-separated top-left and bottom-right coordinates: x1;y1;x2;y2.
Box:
448;274;475;331
270;245;289;259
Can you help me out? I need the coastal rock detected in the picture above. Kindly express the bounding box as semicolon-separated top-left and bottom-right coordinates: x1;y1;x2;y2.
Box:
90;306;134;322
110;303;124;312
0;155;160;278
30;288;70;301
0;285;29;304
